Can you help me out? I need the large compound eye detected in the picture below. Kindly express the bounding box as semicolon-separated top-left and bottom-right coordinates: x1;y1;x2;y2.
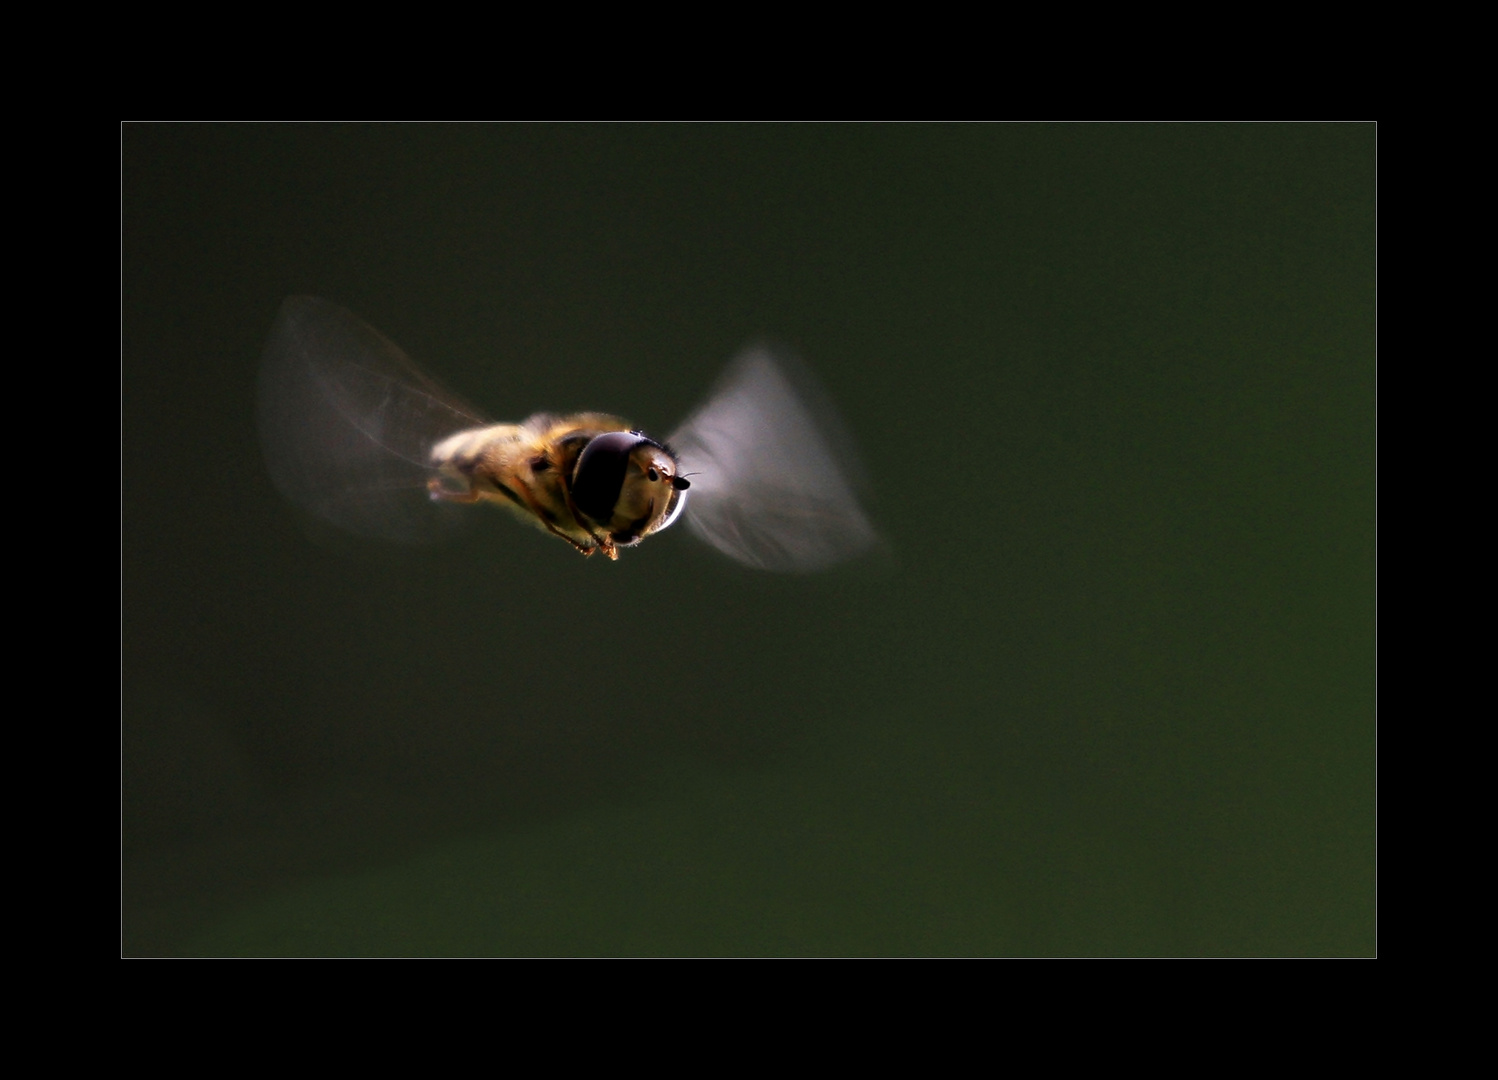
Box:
572;431;644;524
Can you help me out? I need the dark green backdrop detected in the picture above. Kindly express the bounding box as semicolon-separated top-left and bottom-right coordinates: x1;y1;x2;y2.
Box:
122;125;1375;955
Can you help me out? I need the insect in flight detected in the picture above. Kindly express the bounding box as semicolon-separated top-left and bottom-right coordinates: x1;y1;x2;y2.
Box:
257;297;878;570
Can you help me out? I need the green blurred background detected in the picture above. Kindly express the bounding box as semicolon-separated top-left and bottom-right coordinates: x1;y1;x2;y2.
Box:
122;125;1374;955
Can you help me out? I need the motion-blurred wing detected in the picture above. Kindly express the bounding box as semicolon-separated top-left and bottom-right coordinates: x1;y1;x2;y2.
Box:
669;346;878;571
257;296;487;543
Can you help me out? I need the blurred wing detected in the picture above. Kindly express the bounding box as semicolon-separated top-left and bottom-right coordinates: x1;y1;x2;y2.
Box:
669;345;879;571
257;296;488;544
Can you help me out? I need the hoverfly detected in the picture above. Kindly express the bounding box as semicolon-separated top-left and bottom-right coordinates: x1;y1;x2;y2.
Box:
257;297;878;570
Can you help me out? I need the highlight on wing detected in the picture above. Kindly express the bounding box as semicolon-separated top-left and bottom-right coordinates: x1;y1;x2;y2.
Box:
669;347;878;571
